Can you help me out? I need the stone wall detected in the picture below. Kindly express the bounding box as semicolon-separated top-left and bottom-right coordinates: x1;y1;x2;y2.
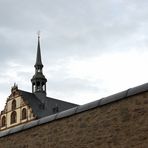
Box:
0;92;148;148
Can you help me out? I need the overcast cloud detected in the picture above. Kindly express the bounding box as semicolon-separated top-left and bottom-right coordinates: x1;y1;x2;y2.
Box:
0;0;148;110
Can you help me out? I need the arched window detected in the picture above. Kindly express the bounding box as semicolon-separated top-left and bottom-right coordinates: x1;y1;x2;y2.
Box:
22;108;27;120
37;81;40;91
12;100;16;110
11;111;17;124
1;116;6;127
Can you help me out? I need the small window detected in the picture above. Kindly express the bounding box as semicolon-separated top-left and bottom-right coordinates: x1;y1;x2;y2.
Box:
11;111;17;124
37;69;41;72
12;100;16;110
22;108;27;120
1;116;6;127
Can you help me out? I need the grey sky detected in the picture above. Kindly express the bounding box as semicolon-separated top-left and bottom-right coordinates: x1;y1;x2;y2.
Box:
0;0;148;110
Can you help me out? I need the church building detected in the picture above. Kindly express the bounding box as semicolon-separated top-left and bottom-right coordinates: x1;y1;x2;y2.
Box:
0;35;78;130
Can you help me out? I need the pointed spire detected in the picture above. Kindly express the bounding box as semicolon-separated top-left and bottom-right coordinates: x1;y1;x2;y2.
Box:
35;32;43;67
31;32;47;94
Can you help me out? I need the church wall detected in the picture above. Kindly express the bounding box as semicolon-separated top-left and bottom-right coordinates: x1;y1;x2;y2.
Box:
7;108;20;127
0;91;148;148
7;96;21;112
0;96;35;130
6;97;23;127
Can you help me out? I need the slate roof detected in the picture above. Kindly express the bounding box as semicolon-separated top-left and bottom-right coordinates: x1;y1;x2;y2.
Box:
19;90;43;117
19;90;78;118
1;82;148;138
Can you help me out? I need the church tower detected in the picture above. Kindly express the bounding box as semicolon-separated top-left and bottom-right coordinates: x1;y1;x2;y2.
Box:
31;34;47;95
0;34;78;131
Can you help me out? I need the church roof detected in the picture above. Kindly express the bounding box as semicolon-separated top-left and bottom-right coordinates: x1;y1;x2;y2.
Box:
19;90;43;117
19;90;78;118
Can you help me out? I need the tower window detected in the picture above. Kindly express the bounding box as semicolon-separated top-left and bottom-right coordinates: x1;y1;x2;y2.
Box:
22;108;27;120
12;100;16;110
37;69;41;72
37;81;40;86
1;116;6;127
33;83;36;92
11;111;17;124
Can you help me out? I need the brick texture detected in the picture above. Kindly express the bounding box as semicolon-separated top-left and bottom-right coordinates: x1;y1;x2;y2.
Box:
0;92;148;148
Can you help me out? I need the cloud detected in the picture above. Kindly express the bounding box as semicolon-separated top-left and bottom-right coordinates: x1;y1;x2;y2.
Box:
1;0;148;110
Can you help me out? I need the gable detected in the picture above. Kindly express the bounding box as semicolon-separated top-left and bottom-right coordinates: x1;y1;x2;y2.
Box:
0;88;35;130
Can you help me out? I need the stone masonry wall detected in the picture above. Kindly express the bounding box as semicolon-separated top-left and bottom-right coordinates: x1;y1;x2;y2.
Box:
0;92;148;148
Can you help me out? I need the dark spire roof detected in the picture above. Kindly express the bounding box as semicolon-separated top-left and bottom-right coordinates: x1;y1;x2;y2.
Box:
31;33;47;94
35;35;43;67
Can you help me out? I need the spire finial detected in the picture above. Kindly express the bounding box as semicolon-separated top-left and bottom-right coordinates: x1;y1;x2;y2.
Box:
37;31;40;39
11;83;18;92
